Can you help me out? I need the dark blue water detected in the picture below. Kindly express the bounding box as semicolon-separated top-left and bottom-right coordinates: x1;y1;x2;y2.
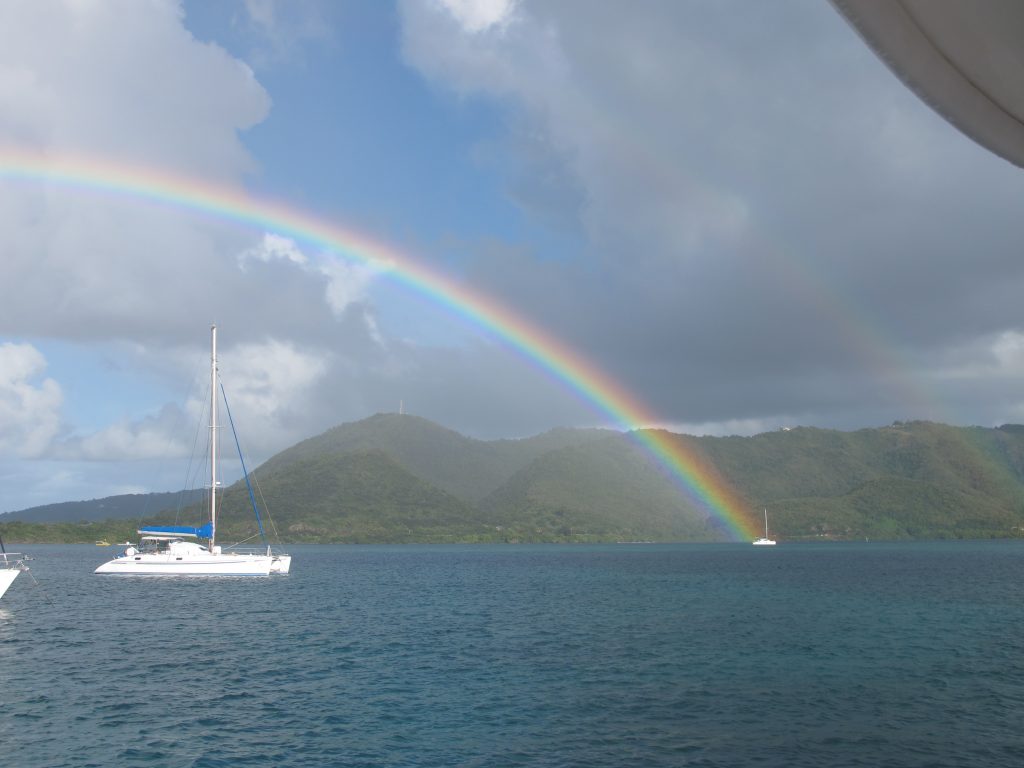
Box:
3;542;1024;767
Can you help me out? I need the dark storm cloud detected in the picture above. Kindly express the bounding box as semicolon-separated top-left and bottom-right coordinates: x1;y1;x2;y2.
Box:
399;0;1024;433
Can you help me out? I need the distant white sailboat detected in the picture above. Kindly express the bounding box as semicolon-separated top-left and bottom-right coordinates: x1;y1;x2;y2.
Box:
95;325;290;576
752;508;777;546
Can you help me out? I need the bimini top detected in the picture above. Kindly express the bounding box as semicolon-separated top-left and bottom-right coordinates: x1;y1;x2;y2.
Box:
833;0;1024;170
138;523;213;539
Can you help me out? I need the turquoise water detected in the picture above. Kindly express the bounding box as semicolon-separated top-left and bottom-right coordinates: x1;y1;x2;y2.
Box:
3;542;1024;766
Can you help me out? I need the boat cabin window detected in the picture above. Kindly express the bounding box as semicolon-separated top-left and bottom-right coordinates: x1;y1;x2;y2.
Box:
140;537;179;554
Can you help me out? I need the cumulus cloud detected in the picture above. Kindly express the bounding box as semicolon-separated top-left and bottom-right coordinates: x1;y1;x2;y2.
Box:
215;338;330;451
239;232;309;268
53;404;190;462
238;232;382;316
0;343;63;458
319;259;382;316
47;338;330;463
0;0;286;346
0;1;355;478
0;0;268;176
400;0;760;262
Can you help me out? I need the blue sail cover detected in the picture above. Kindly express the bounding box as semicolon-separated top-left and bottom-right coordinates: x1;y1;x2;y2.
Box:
139;523;213;539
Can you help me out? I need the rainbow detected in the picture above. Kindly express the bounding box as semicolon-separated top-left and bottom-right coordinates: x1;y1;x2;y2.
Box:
0;147;759;539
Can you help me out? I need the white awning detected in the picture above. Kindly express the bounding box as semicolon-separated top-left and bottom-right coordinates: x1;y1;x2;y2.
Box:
833;0;1024;169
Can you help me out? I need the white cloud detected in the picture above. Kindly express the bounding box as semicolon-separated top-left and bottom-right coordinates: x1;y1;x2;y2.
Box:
0;343;63;458
0;0;284;345
928;331;1024;383
0;0;268;176
319;258;380;316
47;338;329;463
239;232;309;268
54;404;190;461
661;417;785;439
436;0;518;34
986;331;1024;373
400;0;759;262
237;232;381;316
216;339;329;449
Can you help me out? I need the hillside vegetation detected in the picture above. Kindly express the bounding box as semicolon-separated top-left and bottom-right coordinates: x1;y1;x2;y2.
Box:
6;416;1024;543
0;490;205;523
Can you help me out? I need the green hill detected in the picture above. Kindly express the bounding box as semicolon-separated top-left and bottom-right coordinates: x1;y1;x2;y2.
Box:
481;434;717;542
699;422;1024;539
212;449;487;543
7;416;1024;543
257;413;611;502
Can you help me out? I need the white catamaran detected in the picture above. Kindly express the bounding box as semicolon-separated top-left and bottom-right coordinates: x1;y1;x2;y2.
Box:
95;326;290;576
752;508;777;546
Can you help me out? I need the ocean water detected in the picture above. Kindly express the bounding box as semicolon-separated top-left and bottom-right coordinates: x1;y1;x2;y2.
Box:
3;542;1024;767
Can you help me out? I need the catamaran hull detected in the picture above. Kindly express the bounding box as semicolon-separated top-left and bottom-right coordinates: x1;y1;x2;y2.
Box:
95;554;272;576
270;554;291;574
0;568;19;598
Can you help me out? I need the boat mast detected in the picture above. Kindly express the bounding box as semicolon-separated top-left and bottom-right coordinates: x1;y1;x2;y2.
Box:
764;508;769;538
210;324;218;550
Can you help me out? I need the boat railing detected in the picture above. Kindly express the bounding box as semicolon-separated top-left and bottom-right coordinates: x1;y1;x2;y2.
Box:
0;552;30;570
220;546;284;556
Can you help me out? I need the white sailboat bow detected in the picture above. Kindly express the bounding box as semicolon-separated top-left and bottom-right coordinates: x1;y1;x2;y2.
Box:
752;508;777;546
96;326;291;576
1;539;30;599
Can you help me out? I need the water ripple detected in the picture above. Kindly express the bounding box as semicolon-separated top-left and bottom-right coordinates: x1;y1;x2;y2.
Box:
4;542;1024;766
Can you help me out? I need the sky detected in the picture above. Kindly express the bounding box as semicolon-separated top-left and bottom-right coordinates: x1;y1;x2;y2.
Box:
3;0;1024;513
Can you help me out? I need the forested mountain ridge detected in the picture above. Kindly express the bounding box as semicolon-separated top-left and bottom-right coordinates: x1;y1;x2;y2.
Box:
6;416;1024;542
256;413;613;502
0;489;205;524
